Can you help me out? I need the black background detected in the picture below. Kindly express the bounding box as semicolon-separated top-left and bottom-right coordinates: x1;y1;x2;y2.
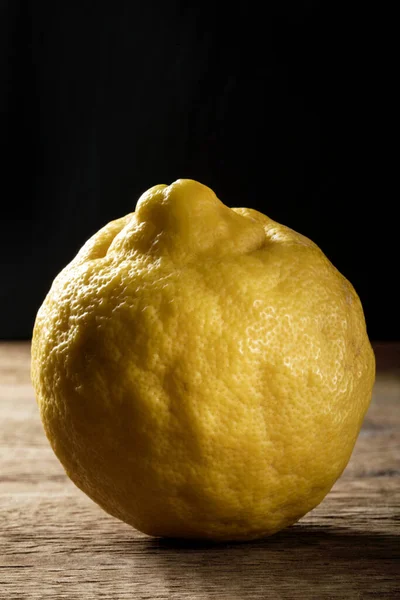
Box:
1;2;395;340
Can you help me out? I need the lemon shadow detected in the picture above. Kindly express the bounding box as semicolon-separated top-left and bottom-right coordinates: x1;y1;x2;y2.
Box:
111;524;399;599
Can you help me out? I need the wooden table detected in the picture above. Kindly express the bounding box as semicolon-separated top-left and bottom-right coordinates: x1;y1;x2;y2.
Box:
1;342;399;599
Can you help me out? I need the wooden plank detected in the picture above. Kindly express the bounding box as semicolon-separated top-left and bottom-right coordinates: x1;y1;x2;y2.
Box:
0;342;399;599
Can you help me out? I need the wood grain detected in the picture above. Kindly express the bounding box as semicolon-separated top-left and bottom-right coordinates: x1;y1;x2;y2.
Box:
0;342;399;599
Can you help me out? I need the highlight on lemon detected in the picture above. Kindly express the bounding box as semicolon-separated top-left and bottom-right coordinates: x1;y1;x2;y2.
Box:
31;179;375;541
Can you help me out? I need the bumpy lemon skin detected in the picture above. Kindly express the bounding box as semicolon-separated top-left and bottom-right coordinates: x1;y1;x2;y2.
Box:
31;180;375;541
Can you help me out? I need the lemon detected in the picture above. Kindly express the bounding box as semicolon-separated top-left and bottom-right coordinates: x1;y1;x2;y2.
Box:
31;179;375;541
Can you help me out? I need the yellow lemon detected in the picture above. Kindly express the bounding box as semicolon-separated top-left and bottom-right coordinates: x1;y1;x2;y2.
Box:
31;179;375;541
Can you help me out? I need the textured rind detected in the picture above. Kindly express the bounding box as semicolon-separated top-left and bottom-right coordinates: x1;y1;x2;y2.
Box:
31;180;375;541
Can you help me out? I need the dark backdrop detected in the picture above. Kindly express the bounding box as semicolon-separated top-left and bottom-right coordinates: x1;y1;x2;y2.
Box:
1;2;395;340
